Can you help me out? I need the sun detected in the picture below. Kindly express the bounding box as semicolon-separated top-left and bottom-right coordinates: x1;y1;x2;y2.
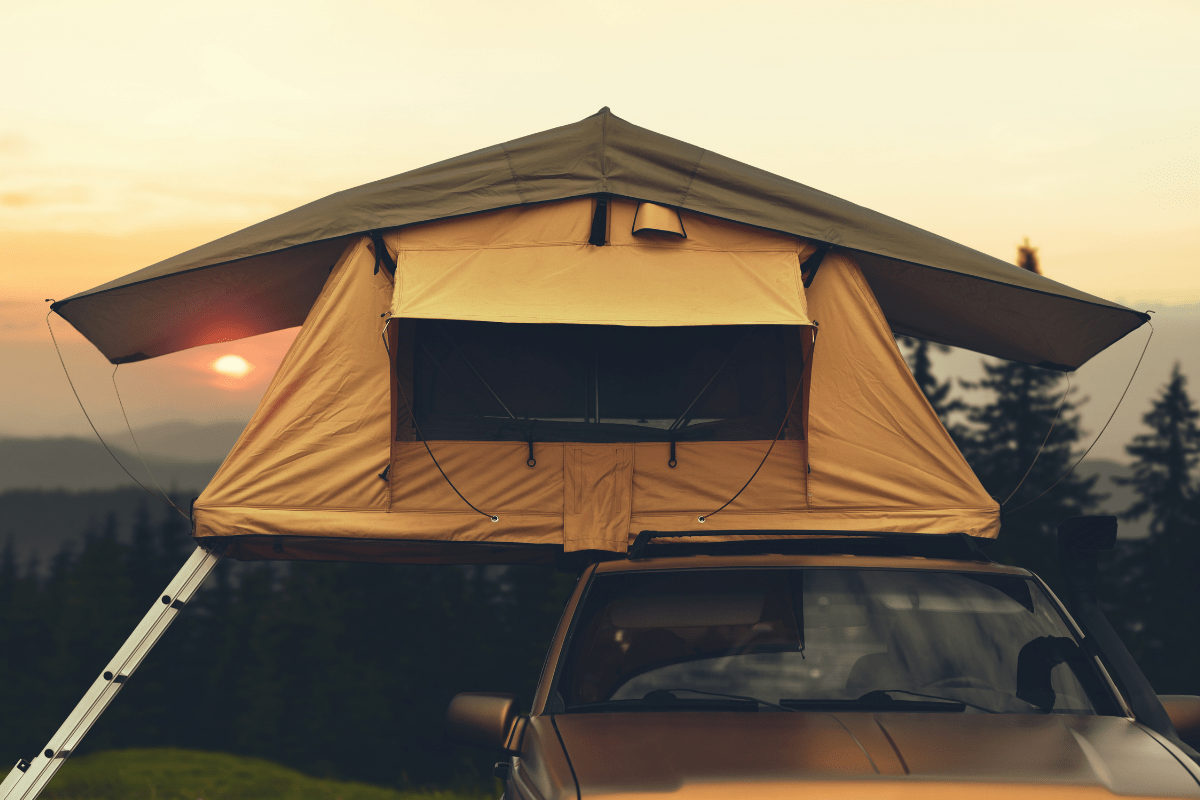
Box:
212;354;252;378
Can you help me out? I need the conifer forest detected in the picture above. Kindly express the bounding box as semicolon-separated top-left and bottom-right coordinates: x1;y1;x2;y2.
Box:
2;351;1199;792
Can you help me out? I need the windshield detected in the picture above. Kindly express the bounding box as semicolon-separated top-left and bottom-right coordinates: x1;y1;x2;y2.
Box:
551;568;1118;715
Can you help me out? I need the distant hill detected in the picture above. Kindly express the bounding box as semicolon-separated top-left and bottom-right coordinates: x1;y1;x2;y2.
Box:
97;419;246;463
0;428;230;570
0;436;223;493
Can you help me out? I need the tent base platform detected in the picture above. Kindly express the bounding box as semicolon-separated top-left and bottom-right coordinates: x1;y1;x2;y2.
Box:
198;530;995;567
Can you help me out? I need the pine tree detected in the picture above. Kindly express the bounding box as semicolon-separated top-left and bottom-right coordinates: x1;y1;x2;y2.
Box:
0;537;14;609
960;360;1102;583
956;238;1102;583
1113;363;1200;692
1117;363;1200;536
897;336;964;441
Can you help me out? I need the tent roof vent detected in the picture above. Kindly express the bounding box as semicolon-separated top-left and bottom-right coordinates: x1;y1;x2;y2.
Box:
633;202;686;239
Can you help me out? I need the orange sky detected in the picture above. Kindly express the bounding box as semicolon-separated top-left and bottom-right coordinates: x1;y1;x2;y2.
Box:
2;0;1198;457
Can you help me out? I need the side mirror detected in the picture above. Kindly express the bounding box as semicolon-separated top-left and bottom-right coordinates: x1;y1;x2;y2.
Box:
1160;695;1200;749
446;692;524;751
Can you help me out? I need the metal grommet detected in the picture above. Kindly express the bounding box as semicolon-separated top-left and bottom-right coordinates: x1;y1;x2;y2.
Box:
490;515;499;523
697;516;707;523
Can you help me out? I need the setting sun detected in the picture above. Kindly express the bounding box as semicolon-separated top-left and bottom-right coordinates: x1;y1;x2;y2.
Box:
212;354;252;378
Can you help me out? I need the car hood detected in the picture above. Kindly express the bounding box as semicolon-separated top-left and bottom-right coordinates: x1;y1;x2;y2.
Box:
552;712;1200;798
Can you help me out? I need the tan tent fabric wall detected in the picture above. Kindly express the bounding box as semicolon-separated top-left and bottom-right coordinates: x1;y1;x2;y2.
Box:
192;216;997;562
388;198;814;327
805;253;999;537
194;236;394;528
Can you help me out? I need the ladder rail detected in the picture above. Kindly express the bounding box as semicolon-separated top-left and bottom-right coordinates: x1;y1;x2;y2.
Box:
0;545;223;800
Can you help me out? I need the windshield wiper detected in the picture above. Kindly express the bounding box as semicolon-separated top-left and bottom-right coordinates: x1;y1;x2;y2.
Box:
567;698;757;713
780;698;964;712
864;689;997;714
651;688;794;712
566;689;790;713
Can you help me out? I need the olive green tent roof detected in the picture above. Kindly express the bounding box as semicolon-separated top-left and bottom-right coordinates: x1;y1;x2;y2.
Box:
52;107;1146;369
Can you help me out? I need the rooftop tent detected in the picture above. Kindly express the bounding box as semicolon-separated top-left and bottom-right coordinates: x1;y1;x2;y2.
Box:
45;109;1144;563
191;197;997;563
51;107;1146;370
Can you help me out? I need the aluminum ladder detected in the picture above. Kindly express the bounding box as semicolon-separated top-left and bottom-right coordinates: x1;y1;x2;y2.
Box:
0;546;223;800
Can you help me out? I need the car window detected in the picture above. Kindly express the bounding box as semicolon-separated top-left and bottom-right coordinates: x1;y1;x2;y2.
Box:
552;568;1117;716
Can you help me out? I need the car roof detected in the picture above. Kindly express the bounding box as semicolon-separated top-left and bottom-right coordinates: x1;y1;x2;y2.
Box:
595;552;1032;577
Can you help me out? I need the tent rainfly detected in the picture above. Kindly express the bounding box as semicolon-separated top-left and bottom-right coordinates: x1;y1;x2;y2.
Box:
51;109;1149;564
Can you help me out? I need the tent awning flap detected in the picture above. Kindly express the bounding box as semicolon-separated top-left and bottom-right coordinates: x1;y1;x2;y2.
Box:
57;237;349;363
855;253;1148;369
53;107;1147;368
389;198;814;327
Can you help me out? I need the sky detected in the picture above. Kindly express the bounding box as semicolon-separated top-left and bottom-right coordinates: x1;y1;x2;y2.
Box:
1;0;1198;462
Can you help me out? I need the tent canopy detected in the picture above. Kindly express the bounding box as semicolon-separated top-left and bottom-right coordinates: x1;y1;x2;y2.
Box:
52;108;1145;370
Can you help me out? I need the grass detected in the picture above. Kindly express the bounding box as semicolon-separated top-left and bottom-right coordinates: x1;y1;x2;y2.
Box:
41;748;487;800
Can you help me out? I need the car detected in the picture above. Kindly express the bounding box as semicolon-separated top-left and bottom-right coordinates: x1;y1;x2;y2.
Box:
447;525;1200;799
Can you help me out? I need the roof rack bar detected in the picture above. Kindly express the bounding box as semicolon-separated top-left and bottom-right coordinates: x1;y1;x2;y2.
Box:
627;529;990;561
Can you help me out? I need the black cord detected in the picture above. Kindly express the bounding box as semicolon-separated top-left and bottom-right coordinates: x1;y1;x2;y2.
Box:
1006;319;1155;515
1000;374;1072;506
112;365;190;520
387;320;497;522
46;309;189;519
698;330;811;523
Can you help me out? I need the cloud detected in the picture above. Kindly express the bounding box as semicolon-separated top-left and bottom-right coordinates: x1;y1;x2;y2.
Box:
0;132;31;156
0;168;299;236
0;183;89;210
0;299;48;339
0;192;36;208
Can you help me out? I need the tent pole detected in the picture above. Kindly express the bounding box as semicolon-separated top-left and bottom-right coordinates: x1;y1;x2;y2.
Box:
0;545;223;800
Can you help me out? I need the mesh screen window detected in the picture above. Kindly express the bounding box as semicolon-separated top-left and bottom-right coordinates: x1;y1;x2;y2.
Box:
407;321;795;443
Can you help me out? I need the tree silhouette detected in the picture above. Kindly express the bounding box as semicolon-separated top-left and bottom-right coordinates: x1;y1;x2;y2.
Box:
1112;363;1200;693
1116;364;1200;535
0;498;576;792
961;360;1101;582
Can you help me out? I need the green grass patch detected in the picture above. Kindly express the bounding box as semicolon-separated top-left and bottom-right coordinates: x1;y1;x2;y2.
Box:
42;748;487;800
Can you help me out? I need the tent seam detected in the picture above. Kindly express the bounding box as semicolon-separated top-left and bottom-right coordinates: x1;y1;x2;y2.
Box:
630;507;998;514
393;316;809;325
500;144;528;204
600;109;608;190
195;504;563;515
396;242;801;254
194;504;996;514
677;150;706;207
